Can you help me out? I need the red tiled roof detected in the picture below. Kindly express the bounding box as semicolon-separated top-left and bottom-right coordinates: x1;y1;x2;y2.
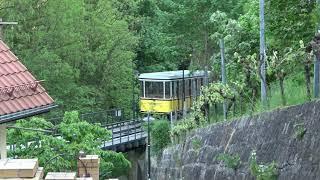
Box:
0;40;54;118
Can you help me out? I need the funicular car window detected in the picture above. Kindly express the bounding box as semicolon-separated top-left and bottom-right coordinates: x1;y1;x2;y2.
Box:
185;79;190;97
145;81;164;98
140;81;144;97
165;81;171;99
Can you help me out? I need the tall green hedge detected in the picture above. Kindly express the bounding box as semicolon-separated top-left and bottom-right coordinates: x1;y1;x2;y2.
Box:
151;120;171;156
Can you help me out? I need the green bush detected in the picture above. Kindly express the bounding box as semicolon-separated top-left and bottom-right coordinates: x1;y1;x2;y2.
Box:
191;138;202;155
151;120;171;155
216;153;241;170
294;123;307;140
250;150;278;180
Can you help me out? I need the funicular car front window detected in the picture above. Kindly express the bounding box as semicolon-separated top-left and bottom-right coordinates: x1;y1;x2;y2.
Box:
145;81;164;98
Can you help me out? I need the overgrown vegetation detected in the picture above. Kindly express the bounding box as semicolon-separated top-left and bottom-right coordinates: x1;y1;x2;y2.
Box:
164;0;319;142
216;153;241;170
7;111;131;179
294;123;307;140
1;0;320;176
150;120;171;156
191;137;202;154
250;150;278;180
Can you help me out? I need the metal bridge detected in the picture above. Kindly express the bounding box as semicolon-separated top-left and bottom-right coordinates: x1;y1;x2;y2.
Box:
102;119;147;152
48;109;147;152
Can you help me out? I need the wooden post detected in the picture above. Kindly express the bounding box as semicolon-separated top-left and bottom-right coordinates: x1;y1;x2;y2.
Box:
0;125;7;159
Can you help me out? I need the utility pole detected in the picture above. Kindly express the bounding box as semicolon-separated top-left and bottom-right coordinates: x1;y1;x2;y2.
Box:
314;0;320;98
259;0;267;107
219;38;227;120
0;18;18;159
147;113;151;180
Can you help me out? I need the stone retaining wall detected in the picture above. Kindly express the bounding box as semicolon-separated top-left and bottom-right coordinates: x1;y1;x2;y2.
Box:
151;101;320;180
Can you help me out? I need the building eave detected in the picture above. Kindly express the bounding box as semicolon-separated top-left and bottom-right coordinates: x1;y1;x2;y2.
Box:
0;104;58;124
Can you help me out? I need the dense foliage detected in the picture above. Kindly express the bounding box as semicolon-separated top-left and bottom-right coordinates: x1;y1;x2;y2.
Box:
0;0;138;115
250;150;278;180
7;111;131;179
0;0;318;115
1;0;320;177
150;120;171;156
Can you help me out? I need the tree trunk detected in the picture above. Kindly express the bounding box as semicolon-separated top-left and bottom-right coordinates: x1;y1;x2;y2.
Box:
279;77;286;106
251;87;257;113
304;63;312;100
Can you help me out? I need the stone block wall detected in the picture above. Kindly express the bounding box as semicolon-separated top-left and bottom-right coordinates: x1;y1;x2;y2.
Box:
151;101;320;180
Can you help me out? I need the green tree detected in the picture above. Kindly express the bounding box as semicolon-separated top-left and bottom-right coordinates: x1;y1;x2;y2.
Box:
150;120;171;156
7;111;131;179
0;0;138;115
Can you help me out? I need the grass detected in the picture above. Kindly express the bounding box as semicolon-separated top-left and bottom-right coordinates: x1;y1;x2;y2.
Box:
255;75;311;113
207;74;312;124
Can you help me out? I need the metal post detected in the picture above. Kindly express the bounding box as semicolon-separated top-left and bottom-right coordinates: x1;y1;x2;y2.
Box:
204;66;209;121
260;0;267;107
112;124;114;145
147;113;151;180
182;70;186;117
119;123;122;144
314;1;320;98
134;119;137;140
132;61;135;119
220;39;228;121
315;59;320;98
127;122;129;142
170;112;173;129
0;18;18;159
0;125;7;159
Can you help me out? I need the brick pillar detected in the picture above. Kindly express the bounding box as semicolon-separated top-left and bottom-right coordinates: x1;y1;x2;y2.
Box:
78;155;100;180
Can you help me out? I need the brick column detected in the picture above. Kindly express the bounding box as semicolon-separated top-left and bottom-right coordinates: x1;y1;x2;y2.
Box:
78;155;100;180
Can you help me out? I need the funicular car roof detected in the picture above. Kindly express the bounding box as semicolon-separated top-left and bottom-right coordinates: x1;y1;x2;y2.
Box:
139;70;206;80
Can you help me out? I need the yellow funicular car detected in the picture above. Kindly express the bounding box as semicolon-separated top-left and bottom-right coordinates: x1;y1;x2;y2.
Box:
139;70;206;120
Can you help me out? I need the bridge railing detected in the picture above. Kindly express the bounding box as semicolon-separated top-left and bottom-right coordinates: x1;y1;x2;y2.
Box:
47;109;146;149
102;118;145;148
48;108;124;126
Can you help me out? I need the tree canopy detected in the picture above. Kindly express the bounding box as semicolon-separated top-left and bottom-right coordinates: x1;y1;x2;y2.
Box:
1;0;320;177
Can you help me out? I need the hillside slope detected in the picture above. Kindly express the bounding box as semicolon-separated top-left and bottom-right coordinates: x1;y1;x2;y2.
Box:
151;101;320;180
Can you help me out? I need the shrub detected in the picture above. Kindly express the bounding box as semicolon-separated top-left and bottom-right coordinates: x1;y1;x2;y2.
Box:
151;120;171;155
250;150;278;180
294;123;307;140
191;137;202;154
216;153;241;170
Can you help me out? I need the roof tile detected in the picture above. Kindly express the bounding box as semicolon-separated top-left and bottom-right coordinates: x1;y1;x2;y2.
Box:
0;40;54;116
